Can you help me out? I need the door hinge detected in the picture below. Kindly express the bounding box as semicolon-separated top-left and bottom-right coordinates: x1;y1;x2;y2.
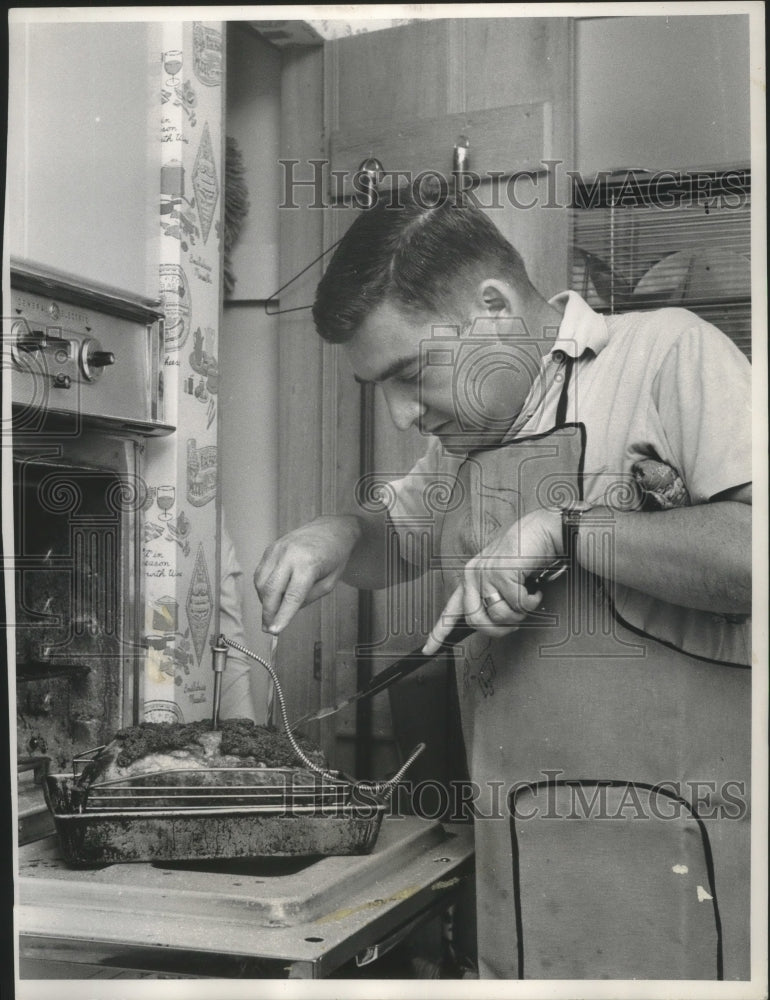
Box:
313;640;322;681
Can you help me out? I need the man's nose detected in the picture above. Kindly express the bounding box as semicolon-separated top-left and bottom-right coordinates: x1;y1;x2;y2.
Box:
381;383;425;431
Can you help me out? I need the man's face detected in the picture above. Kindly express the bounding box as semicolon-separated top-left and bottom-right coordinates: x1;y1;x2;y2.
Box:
344;299;542;454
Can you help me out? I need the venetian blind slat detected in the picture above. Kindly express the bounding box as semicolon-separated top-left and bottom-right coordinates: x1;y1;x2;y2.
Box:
569;170;751;359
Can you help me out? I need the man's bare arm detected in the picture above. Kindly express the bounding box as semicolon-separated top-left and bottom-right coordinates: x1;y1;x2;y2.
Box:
579;490;752;615
342;509;420;590
256;509;416;633
424;488;751;652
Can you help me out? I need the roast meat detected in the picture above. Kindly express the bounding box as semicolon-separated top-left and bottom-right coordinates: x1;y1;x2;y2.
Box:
79;718;326;787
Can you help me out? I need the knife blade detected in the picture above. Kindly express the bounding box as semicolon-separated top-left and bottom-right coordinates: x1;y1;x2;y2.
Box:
290;619;474;730
290;558;568;731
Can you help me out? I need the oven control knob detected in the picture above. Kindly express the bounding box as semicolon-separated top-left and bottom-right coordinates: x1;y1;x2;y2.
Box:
10;322;47;367
17;328;48;352
79;337;115;381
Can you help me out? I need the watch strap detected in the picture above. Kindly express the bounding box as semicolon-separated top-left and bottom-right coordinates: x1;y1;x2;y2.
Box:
561;502;592;557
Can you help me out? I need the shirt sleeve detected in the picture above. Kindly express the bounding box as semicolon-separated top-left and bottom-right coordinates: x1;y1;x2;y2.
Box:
388;438;463;566
652;316;752;504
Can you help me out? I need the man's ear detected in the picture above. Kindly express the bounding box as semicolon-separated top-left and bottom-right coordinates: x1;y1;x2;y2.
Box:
479;278;517;316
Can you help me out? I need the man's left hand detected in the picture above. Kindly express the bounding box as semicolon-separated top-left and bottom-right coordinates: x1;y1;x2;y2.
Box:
423;508;562;654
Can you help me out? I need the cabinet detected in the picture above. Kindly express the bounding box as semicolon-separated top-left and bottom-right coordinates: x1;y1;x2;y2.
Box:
6;19;161;299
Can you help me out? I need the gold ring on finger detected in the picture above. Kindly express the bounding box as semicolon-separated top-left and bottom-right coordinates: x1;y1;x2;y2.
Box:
482;591;505;611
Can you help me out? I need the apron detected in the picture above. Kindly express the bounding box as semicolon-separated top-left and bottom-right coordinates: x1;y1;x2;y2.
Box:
439;401;751;979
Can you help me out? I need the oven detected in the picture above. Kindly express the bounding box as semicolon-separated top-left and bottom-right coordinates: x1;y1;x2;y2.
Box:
8;258;171;843
14;431;143;818
8;259;475;981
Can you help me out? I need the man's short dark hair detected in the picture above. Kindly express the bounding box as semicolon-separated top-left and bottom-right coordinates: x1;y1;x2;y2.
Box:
312;185;533;344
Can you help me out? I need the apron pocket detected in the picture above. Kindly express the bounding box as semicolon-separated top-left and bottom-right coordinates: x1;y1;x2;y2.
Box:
509;781;722;979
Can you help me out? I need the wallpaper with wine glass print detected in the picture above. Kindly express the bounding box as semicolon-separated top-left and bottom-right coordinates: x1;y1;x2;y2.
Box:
141;21;224;724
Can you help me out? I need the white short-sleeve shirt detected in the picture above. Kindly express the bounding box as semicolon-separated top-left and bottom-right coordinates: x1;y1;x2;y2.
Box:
390;290;751;550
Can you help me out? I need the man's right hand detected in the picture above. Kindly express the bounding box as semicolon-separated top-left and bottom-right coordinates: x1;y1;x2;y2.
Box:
254;515;363;634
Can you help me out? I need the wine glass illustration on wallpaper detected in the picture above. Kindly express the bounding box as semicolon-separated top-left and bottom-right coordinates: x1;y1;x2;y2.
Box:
157;486;175;522
163;50;183;86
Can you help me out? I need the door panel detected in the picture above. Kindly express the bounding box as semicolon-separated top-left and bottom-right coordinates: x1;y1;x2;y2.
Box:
332;21;451;126
463;17;566;109
328;20;572;211
331;104;548;196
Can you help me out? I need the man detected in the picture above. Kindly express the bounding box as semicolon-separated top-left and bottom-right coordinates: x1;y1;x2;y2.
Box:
255;187;752;980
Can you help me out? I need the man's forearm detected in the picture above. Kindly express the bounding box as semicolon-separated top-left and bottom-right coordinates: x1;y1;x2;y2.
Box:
576;501;752;614
340;510;415;590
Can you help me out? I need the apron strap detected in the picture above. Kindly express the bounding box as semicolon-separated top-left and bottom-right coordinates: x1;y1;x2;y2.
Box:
555;356;575;428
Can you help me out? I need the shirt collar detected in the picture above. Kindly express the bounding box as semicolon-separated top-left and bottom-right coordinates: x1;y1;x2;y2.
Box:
547;290;609;359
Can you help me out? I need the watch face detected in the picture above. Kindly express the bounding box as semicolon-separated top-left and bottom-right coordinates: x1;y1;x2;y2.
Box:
561;502;591;555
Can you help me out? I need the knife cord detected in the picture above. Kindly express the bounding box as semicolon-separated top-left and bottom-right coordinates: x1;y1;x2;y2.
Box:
218;635;424;797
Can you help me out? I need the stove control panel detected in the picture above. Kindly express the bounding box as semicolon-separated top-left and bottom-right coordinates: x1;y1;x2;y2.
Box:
8;258;174;436
11;323;115;385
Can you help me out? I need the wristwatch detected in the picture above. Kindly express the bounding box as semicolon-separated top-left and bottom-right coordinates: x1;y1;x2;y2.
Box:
530;502;593;589
561;500;593;557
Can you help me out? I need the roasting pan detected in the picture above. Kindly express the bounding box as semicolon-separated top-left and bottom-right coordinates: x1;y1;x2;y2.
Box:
43;749;387;866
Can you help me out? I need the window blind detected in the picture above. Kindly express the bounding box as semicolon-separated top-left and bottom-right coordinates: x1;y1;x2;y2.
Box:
569;169;751;359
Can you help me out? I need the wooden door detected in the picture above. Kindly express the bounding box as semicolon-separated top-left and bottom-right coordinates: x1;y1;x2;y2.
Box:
327;18;574;298
278;19;574;778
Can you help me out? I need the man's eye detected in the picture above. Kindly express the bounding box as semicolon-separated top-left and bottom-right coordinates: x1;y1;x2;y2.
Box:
399;371;421;385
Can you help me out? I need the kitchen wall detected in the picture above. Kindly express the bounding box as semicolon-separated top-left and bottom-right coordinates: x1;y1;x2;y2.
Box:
219;305;278;718
575;14;751;174
219;24;282;717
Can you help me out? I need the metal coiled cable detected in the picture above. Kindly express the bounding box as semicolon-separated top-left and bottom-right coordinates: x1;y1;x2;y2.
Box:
218;635;424;797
